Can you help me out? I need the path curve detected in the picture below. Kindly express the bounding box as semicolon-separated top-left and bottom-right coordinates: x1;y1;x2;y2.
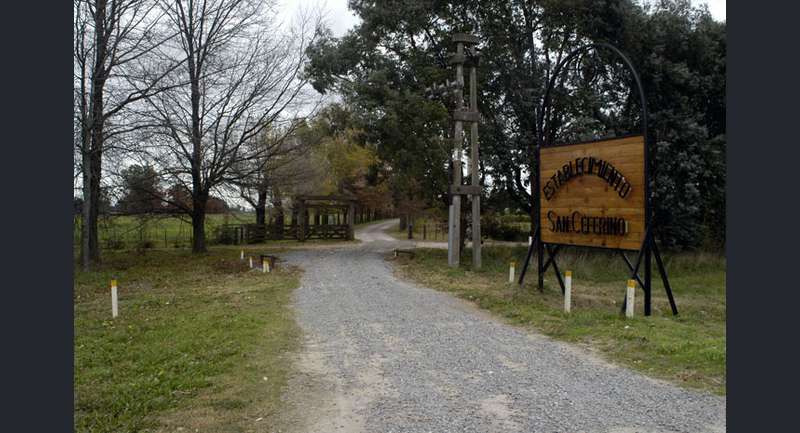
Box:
276;221;725;433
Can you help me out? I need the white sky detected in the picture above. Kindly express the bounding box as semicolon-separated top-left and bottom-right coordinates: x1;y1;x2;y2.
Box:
275;0;360;37
276;0;725;38
692;0;726;20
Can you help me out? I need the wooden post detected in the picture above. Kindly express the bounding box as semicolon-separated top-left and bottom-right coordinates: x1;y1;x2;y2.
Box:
111;279;118;318
347;202;355;240
448;39;465;267
469;51;481;269
626;279;636;318
564;271;572;313
298;200;306;242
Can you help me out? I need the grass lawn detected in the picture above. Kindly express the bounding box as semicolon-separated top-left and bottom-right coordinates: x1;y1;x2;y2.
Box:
74;247;301;432
393;246;726;395
76;212;382;250
73;213;254;249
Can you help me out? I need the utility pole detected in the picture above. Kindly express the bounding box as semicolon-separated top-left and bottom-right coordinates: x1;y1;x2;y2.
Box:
468;41;481;269
426;33;481;268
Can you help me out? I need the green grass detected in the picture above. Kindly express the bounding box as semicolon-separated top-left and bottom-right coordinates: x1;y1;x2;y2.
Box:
76;211;381;250
74;213;253;249
393;246;726;395
74;247;302;432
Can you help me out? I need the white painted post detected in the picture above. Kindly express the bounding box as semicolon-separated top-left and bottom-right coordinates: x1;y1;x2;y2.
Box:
111;279;118;318
248;256;253;268
528;236;532;246
508;261;516;283
564;271;572;313
262;257;267;273
266;260;271;273
626;279;636;318
240;250;244;260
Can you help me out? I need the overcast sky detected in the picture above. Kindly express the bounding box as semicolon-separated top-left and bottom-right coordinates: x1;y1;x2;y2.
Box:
276;0;725;37
699;0;726;20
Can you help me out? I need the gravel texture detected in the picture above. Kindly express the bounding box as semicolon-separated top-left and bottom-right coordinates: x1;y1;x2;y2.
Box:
277;220;725;433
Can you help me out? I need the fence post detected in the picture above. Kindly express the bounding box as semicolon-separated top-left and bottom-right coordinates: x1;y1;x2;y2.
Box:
111;279;118;318
626;279;635;318
564;271;572;313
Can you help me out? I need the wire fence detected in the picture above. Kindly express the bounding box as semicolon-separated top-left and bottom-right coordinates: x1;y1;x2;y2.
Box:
73;208;392;249
401;218;533;242
72;213;252;250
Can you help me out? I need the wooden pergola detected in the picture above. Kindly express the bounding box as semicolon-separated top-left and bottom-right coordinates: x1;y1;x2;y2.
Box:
295;194;358;241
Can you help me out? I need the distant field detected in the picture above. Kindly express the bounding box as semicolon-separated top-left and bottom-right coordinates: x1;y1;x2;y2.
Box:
72;213;256;249
73;209;351;249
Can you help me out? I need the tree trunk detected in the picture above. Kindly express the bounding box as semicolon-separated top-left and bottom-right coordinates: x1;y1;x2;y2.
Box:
82;0;108;270
191;193;208;253
255;190;267;225
87;148;102;264
272;191;284;239
80;151;92;270
188;27;205;253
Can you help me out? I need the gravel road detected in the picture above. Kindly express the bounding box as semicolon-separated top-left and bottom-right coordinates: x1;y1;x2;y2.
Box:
276;219;725;433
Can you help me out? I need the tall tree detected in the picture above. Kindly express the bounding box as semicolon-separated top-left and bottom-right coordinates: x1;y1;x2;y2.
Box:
233;125;311;225
74;0;182;269
144;0;321;252
117;164;164;214
305;0;726;248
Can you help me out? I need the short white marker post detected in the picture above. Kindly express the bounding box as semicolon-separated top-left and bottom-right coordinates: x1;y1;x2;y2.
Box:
262;257;267;273
111;279;119;318
240;250;244;260
248;256;253;269
266;259;271;273
626;279;636;318
528;236;532;246
564;271;572;313
508;261;516;283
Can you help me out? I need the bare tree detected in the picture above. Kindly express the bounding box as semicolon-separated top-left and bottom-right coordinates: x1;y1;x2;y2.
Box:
142;0;321;253
74;0;182;269
230;122;317;225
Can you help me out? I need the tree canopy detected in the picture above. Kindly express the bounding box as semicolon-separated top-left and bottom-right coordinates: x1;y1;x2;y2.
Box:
304;0;726;248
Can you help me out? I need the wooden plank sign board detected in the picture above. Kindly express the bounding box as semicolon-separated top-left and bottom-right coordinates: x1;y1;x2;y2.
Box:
539;135;645;250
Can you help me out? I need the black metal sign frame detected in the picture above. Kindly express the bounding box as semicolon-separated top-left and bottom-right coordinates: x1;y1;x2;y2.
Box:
517;42;678;316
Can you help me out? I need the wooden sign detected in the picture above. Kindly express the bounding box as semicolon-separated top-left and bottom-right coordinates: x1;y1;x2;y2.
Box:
539;135;645;250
